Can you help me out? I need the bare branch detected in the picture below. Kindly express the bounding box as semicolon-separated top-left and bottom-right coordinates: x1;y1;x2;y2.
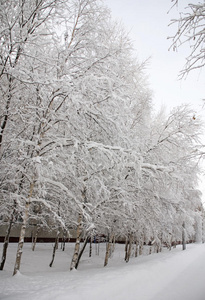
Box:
168;2;205;78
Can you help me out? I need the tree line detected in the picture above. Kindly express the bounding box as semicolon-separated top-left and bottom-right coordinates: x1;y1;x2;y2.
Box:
0;0;204;275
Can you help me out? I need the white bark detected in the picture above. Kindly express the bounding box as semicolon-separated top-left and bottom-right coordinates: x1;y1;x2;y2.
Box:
70;213;83;271
13;182;34;275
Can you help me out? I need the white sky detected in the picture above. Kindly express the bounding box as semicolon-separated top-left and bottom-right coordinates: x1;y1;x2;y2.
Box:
104;0;204;114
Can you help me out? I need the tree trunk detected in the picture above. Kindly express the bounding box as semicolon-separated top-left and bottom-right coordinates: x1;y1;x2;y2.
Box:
75;236;89;269
182;221;186;250
139;239;143;256
89;236;92;257
61;229;67;251
0;77;12;153
13;182;34;276
70;213;83;270
49;231;60;267
173;240;177;248
124;237;129;261
61;239;65;251
154;241;161;253
0;201;17;271
126;234;133;263
111;235;116;256
158;242;162;253
94;236;100;256
0;223;12;271
104;232;114;267
168;235;172;251
135;240;138;257
32;226;40;251
159;234;163;252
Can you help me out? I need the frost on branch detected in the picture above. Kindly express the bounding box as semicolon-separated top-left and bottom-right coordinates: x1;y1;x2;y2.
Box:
0;0;204;273
168;2;205;77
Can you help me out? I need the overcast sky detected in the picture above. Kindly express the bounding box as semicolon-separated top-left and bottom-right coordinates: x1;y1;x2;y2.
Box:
104;0;204;115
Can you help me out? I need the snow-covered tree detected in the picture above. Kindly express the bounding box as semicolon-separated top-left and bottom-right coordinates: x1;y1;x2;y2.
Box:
142;105;203;247
0;0;204;275
169;1;205;77
0;0;151;273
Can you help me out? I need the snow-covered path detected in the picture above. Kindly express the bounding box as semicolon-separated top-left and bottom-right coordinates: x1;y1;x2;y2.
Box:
0;243;205;300
152;245;205;300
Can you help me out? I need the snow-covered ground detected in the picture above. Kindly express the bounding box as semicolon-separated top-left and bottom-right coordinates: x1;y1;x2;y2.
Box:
0;242;205;300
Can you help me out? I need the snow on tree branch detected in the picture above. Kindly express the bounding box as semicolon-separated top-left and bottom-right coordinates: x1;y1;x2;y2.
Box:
168;1;205;77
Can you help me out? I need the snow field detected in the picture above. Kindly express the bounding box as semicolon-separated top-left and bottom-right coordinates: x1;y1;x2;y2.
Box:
0;242;205;300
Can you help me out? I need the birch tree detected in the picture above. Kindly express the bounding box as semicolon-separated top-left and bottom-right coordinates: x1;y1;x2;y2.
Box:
1;0;150;273
0;0;72;272
0;0;72;275
169;1;205;77
1;0;204;275
142;104;203;247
